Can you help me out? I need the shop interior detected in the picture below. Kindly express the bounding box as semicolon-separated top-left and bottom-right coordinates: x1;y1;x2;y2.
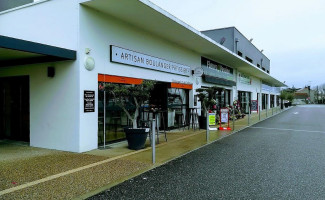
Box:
98;81;190;145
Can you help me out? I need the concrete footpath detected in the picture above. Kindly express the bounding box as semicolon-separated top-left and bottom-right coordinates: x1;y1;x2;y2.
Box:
0;107;287;200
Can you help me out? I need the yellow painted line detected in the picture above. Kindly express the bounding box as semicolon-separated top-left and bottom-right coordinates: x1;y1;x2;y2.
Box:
0;130;204;196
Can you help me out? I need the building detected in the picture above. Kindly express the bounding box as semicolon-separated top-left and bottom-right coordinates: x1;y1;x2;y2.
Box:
0;0;285;152
202;27;278;113
294;87;315;104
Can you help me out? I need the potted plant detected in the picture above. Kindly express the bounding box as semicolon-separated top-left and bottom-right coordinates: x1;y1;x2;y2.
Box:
196;86;219;129
105;80;156;150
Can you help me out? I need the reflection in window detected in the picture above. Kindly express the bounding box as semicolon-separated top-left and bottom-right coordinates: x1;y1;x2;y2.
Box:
167;88;188;128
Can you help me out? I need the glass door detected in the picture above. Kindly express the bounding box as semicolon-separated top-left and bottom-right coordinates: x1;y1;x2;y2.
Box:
0;76;30;142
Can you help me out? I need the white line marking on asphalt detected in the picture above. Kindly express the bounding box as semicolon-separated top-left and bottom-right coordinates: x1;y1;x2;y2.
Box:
293;112;299;114
249;127;325;134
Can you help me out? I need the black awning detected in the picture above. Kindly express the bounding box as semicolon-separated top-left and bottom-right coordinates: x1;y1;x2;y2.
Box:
203;74;236;87
0;35;76;67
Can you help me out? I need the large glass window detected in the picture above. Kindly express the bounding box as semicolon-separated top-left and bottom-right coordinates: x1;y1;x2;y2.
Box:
238;91;251;113
262;93;268;110
270;95;275;108
98;83;134;145
98;81;191;145
167;88;189;128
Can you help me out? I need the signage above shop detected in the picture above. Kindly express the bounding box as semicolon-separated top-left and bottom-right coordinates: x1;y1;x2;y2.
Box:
239;73;251;85
111;46;191;77
203;74;236;87
98;74;143;85
193;67;203;77
170;82;192;90
201;57;234;81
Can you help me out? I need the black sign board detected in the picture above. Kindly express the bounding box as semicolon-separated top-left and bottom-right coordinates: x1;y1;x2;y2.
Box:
84;90;95;112
251;100;258;112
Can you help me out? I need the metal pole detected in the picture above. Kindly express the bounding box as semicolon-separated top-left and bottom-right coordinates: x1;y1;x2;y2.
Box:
152;119;156;164
266;105;268;118
206;111;209;143
232;106;235;130
272;107;274;115
248;105;250;126
259;105;261;121
103;90;106;149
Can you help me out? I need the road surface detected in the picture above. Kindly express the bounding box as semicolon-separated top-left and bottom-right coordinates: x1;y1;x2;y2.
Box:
89;105;325;199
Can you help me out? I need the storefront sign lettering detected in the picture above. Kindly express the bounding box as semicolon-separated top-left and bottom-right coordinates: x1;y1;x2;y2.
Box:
251;100;258;111
193;67;204;77
220;108;229;123
209;113;216;126
239;73;251;85
84;90;95;112
111;46;191;76
201;57;234;81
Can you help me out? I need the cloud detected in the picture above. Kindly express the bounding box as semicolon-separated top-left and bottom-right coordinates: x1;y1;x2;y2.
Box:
150;0;325;87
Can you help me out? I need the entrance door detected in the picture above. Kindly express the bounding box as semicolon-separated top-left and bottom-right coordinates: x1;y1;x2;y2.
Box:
0;76;30;142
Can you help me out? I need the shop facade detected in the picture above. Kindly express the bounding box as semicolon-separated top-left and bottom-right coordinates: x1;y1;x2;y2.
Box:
0;0;286;152
200;57;235;112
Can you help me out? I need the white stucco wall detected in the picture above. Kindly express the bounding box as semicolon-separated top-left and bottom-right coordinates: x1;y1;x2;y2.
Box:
78;6;201;151
0;0;78;50
0;61;80;152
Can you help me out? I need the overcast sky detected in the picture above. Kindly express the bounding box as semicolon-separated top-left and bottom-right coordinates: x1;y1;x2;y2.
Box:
150;0;325;88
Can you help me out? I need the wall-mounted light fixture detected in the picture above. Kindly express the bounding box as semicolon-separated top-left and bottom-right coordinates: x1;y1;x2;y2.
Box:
84;56;95;71
47;66;55;78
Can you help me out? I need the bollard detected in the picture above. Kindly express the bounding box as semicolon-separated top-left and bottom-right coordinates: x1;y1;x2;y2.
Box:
266;107;268;118
103;90;106;149
248;107;250;126
152;119;156;164
206;111;209;143
232;107;235;131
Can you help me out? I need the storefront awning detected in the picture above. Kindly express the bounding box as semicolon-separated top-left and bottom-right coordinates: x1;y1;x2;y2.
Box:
81;0;286;87
203;75;236;87
0;35;76;67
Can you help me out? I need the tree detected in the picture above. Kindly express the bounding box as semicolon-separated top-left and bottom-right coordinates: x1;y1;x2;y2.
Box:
105;80;156;128
287;92;295;103
279;90;288;109
196;86;219;116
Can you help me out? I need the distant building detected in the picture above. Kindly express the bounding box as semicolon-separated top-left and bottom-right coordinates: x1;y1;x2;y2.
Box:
294;87;315;104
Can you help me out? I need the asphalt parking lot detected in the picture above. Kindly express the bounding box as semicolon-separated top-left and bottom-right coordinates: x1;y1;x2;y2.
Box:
89;105;325;199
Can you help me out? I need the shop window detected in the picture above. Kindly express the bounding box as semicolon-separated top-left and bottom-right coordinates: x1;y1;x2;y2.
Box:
167;88;189;128
270;95;275;108
262;94;266;110
238;91;251;114
194;95;198;107
98;83;136;145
